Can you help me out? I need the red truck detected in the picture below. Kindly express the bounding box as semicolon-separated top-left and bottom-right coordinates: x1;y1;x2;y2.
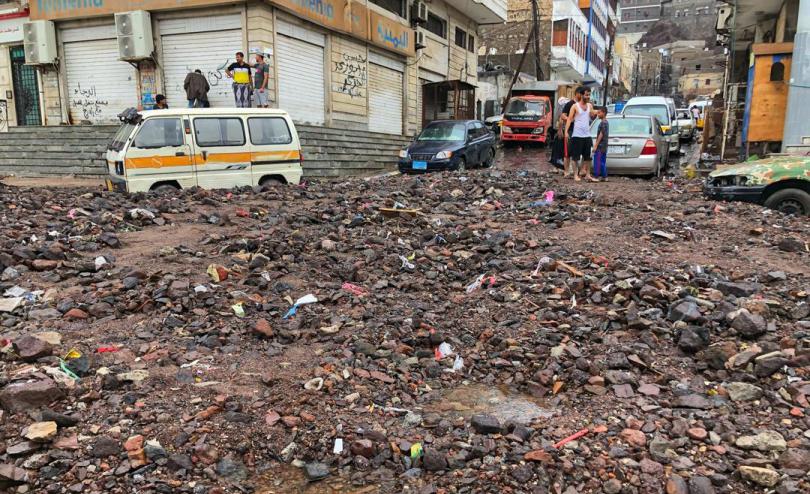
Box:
500;82;569;146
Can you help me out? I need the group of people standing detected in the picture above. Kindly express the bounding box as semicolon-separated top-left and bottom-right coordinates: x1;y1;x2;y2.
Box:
153;51;271;110
553;86;610;182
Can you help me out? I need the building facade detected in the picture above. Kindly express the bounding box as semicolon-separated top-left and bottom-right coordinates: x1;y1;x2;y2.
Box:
617;0;661;34
661;0;717;37
550;0;616;102
21;0;505;139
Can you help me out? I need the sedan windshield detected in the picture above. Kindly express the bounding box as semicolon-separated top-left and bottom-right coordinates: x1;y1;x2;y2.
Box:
624;105;669;125
677;111;691;119
505;99;544;116
591;117;652;137
417;123;466;141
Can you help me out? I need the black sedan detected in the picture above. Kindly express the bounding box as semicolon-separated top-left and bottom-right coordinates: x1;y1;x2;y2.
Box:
398;120;496;173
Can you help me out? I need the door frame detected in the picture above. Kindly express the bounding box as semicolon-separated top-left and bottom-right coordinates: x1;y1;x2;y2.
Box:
9;45;42;126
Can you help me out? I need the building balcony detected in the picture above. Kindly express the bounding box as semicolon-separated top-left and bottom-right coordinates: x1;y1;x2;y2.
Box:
443;0;507;24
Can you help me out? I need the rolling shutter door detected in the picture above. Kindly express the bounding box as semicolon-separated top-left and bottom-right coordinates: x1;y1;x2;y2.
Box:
62;25;138;124
160;15;243;109
368;53;403;135
276;19;325;125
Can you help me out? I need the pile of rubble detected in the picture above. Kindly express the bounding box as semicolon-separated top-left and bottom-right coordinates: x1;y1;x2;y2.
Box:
0;172;807;493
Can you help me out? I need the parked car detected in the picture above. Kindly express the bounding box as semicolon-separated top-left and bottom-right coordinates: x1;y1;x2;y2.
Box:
484;114;503;136
704;155;810;216
106;107;302;193
622;96;680;155
675;108;696;141
589;114;668;177
398;120;496;173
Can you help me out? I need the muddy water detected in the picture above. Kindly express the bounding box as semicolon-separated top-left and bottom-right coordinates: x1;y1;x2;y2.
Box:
254;465;377;494
427;383;555;424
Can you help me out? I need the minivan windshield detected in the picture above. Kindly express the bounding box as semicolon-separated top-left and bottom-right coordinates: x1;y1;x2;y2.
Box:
417;122;466;141
109;123;136;151
624;104;670;125
505;99;545;116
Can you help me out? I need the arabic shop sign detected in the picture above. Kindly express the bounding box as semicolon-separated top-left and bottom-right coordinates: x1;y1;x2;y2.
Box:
273;0;413;56
0;14;26;44
370;11;411;55
30;0;414;57
31;0;233;20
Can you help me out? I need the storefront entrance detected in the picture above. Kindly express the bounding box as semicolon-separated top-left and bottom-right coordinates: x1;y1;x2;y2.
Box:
10;45;41;126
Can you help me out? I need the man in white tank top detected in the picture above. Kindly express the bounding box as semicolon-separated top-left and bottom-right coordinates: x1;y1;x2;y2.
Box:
564;86;598;182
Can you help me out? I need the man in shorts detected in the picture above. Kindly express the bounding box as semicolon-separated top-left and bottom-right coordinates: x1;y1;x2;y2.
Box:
559;94;579;178
564;86;597;182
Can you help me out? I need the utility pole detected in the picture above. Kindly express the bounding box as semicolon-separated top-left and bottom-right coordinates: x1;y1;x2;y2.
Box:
603;34;613;106
530;0;543;80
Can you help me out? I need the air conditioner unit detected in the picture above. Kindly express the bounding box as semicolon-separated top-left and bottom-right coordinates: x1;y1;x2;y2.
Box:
716;5;733;32
415;1;429;23
415;30;426;50
115;10;153;61
23;20;57;64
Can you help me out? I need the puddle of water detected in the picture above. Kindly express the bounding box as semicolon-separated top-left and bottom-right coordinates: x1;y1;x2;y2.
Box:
427;383;554;424
254;465;378;494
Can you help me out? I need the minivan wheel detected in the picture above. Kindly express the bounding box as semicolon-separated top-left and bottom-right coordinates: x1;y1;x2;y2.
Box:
764;188;810;216
152;184;179;195
456;158;466;172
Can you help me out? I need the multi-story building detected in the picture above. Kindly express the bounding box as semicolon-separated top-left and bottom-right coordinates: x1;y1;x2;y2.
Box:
6;0;506;153
550;0;615;102
661;0;718;38
617;0;661;34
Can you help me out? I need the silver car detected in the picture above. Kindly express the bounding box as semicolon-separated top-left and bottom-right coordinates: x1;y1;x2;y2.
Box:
590;115;669;176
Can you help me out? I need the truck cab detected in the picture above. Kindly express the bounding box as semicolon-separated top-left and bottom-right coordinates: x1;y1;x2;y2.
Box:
500;95;552;144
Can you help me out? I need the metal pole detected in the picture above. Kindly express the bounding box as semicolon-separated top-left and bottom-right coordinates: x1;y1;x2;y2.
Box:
531;0;543;80
603;34;613;106
585;1;594;77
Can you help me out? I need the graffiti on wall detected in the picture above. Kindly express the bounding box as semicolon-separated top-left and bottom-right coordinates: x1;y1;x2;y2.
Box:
334;52;366;98
71;83;109;120
172;60;233;101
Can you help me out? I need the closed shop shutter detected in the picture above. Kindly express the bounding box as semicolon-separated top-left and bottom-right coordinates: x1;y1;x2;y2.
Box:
62;25;138;124
160;15;242;109
368;52;404;135
276;19;325;125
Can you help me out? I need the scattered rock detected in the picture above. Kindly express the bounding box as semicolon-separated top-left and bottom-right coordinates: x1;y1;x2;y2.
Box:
24;421;57;442
738;466;780;487
736;431;787;452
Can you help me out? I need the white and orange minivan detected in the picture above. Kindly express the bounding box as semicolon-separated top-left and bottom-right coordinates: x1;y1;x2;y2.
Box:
106;108;303;193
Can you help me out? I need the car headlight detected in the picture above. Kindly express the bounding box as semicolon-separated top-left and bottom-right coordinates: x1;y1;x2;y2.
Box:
532;127;545;134
502;126;512;133
398;149;409;158
435;151;453;160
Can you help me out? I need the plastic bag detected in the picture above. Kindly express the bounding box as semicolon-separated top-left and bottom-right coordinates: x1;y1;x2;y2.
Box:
435;342;454;360
283;294;319;319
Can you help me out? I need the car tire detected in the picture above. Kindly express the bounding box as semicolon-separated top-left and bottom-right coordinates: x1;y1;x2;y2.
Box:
260;178;283;188
483;148;495;168
456;158;466;173
152;184;179;195
764;188;810;216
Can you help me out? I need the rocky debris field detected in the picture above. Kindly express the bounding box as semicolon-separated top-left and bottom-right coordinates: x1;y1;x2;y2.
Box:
0;170;808;494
